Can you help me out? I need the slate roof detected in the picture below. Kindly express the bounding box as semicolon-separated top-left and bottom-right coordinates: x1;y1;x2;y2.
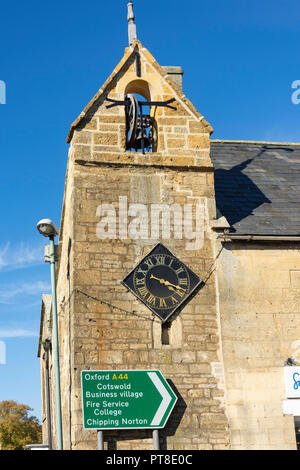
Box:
210;140;300;235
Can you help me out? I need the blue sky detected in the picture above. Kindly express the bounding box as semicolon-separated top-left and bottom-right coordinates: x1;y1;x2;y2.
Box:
0;0;299;422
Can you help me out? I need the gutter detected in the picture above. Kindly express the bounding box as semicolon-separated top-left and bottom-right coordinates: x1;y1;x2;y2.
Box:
217;234;300;242
211;139;300;146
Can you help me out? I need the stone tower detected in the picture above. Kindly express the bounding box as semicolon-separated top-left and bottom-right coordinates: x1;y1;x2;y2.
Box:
39;14;231;449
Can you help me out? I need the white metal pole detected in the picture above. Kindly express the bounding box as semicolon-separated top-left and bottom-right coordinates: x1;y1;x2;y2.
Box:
97;430;104;450
153;429;160;450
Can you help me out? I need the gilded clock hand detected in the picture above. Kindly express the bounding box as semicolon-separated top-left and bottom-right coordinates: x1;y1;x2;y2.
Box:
152;276;177;292
150;275;185;292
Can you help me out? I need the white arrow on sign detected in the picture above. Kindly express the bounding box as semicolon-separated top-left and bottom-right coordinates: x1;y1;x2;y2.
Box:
147;372;173;426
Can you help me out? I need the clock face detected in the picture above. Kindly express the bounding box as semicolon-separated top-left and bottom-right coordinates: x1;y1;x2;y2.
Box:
122;243;202;322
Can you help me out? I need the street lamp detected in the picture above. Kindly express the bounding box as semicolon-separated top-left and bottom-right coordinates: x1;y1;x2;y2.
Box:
37;219;58;239
37;218;63;450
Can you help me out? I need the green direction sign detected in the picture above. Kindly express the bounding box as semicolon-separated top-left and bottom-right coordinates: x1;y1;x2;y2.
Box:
81;370;177;430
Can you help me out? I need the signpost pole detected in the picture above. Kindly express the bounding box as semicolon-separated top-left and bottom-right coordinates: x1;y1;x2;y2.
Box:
97;430;104;450
153;429;160;450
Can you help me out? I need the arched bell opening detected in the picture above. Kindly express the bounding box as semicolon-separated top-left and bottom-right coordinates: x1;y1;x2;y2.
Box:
124;80;156;153
105;81;176;154
124;79;151;102
124;93;157;153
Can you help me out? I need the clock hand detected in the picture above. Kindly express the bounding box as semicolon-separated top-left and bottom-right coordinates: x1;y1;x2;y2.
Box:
153;277;177;292
150;275;185;291
163;279;184;290
150;274;165;283
150;274;172;288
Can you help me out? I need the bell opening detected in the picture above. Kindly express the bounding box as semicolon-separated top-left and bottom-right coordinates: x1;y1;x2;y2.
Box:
124;92;153;153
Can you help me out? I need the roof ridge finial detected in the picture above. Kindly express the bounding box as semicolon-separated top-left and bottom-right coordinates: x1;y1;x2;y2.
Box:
127;1;137;46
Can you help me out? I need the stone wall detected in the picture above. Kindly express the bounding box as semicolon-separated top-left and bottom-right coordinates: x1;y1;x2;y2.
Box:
217;241;300;450
67;162;229;450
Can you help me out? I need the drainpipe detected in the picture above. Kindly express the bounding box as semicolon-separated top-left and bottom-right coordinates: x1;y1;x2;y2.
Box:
49;235;63;450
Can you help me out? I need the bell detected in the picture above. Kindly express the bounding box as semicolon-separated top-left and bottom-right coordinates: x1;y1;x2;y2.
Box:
132;127;151;151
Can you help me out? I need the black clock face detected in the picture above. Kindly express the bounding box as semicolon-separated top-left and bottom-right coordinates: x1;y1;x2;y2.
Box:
122;244;202;322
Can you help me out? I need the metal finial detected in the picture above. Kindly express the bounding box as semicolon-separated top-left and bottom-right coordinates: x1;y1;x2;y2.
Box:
127;1;137;46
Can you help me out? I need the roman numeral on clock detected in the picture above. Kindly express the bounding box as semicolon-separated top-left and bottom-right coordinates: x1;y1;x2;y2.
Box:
175;267;185;275
135;277;146;286
176;289;185;298
159;298;167;308
147;294;157;306
144;258;154;269
155;255;166;265
138;286;148;298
